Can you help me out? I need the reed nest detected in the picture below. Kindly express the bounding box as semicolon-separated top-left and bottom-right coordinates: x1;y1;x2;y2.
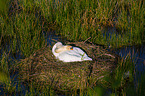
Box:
15;42;118;91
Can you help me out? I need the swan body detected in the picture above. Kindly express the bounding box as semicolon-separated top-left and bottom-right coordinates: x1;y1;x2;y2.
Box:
52;42;92;62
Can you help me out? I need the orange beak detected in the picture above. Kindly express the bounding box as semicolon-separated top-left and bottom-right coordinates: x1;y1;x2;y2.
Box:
70;47;73;50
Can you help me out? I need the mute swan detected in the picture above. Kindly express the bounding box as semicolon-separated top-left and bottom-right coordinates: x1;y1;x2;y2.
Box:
52;42;92;62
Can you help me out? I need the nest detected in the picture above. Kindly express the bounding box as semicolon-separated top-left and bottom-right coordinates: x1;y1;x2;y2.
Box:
15;42;118;91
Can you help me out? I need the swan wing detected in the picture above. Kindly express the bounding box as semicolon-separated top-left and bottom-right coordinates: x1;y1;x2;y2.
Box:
69;47;92;61
57;47;92;62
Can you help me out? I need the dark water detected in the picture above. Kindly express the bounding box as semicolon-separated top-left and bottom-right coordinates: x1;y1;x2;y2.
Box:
111;45;145;72
104;26;145;77
105;26;145;87
109;45;145;85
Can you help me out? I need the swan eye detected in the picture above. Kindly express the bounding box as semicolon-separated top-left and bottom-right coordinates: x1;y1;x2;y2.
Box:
66;46;73;50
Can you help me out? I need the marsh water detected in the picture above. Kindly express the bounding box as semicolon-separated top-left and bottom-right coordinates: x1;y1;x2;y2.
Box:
104;27;145;81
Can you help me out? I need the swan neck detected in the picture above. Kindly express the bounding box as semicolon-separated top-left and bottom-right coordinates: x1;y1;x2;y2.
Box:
52;44;59;57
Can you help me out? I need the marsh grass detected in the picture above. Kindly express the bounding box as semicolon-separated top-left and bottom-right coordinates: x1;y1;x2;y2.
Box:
0;52;17;95
111;54;135;95
54;0;144;47
0;0;144;95
136;71;145;96
0;0;144;53
0;53;10;88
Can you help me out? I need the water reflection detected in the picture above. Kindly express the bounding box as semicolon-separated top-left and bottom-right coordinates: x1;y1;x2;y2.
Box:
43;31;67;46
110;45;145;71
108;44;145;90
104;26;145;75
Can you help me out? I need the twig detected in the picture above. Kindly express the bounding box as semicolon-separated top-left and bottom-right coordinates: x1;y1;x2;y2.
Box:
96;53;115;58
83;37;91;43
104;53;115;58
51;39;59;42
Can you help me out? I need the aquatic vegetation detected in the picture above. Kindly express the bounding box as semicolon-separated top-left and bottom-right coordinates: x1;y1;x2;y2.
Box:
53;0;144;47
0;0;144;50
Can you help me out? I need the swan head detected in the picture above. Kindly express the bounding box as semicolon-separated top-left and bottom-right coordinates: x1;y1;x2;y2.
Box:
52;42;73;57
55;45;73;53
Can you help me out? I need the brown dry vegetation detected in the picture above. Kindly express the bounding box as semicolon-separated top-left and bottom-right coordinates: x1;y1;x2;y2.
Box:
14;42;118;91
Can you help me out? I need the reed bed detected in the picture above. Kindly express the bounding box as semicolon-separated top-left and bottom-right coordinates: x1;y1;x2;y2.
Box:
0;0;144;50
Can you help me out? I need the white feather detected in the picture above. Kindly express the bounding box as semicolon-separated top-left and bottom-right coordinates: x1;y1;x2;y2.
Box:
52;42;92;62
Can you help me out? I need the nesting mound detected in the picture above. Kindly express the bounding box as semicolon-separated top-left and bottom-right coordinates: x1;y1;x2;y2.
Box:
15;42;118;91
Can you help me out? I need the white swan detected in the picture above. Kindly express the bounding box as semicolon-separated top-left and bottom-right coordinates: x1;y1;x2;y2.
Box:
52;42;92;62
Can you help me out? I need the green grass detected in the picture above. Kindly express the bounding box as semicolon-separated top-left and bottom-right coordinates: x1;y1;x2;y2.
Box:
43;0;144;48
0;0;144;95
1;0;144;50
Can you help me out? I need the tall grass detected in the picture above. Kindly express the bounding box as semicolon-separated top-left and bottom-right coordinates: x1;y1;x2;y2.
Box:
0;52;16;95
53;0;144;47
116;0;144;46
136;71;145;95
0;0;144;50
0;0;47;57
111;54;135;95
